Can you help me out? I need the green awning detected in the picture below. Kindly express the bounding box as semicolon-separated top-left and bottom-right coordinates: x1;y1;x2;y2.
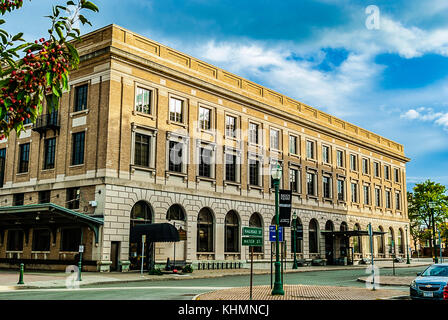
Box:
0;203;103;243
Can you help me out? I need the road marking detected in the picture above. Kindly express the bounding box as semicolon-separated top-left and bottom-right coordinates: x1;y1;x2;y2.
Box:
0;286;233;293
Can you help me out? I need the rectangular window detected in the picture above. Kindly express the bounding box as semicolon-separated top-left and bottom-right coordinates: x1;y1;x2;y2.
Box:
168;141;183;173
67;187;80;210
135;87;152;114
44;138;56;170
385;190;391;208
249;159;259;186
13;193;24;206
350;154;357;171
363;185;370;205
351;182;358;203
323;176;331;198
32;229;51;251
322;146;330;164
362;158;369;174
249;123;259;144
306;141;315;159
0;148;6;188
225;115;237;138
270;129;280;150
395;192;401;210
290;168;299;193
169;97;184;123
18;143;30;173
225;154;237;182
7;230;24;251
394;168;400;183
289;136;297;155
307;172;316;196
199;107;211;130
74;84;88;112
337;180;345;201
375;188;381;207
60;228;81;252
198;147;212;178
337;150;344;167
71;132;85;166
134;133;150;167
374;162;380;177
39;190;51;204
384;165;390;180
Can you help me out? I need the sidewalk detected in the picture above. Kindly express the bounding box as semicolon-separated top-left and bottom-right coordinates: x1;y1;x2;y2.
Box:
357;276;415;286
0;259;431;291
194;284;407;300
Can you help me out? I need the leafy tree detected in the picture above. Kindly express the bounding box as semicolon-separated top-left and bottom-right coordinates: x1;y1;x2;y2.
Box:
408;180;448;256
0;0;98;138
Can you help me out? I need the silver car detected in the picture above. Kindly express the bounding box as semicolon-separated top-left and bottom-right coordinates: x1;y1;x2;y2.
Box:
410;263;448;300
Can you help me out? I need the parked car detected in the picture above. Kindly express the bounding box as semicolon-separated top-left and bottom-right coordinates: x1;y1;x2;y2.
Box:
410;263;448;300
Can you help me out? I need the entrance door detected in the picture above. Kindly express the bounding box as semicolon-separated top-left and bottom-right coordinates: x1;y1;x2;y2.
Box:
325;235;334;264
110;241;119;271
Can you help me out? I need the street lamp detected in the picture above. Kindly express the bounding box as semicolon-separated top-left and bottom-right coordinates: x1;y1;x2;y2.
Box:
405;224;410;264
429;201;438;264
271;163;284;295
292;211;298;269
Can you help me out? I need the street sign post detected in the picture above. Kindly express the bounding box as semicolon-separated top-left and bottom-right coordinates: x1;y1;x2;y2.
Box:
368;223;375;291
269;225;283;242
241;226;263;300
141;235;146;275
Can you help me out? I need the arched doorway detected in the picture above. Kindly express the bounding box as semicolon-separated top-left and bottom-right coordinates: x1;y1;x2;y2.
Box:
249;213;263;253
290;216;303;256
197;208;214;254
309;219;319;255
166;204;187;265
339;222;349;264
129;201;153;271
225;210;240;254
353;224;362;257
377;226;385;257
388;227;395;257
325;220;334;264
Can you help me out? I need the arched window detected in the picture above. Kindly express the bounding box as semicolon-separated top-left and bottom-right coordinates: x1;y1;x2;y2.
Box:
166;204;185;221
225;210;239;253
398;228;404;254
197;208;214;252
249;213;263;253
130;201;152;227
325;220;334;231
388;227;395;254
309;219;319;253
291;217;303;254
353;224;361;254
340;222;348;231
377;226;385;254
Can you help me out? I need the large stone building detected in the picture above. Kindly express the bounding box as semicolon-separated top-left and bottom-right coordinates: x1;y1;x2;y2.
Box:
0;25;410;272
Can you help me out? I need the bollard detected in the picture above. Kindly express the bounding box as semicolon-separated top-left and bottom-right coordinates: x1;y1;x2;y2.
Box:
17;263;24;285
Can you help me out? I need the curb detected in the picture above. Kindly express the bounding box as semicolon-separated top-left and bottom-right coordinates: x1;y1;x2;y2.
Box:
356;277;412;287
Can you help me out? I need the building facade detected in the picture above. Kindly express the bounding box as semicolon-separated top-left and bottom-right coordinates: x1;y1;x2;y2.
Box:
0;25;410;272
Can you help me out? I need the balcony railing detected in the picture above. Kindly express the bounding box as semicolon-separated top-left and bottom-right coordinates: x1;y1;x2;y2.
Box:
32;111;60;136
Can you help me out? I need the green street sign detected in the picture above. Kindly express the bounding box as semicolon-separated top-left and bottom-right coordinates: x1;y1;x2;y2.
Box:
242;227;263;237
242;237;263;246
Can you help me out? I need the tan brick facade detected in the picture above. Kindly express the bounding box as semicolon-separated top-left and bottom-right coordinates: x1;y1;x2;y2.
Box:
0;25;410;272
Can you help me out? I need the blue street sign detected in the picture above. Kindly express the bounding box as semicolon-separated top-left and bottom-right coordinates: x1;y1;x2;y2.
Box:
269;225;284;242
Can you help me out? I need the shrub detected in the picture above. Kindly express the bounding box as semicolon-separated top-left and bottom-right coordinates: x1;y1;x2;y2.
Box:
182;265;193;273
148;268;163;275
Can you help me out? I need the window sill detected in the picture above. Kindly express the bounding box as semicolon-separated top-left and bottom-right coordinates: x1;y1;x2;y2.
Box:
224;181;241;188
323;197;333;203
306;158;317;163
196;176;216;184
248;184;263;191
337;200;346;205
16;172;29;176
166;171;188;181
225;135;239;142
248;142;262;149
167;120;187;128
288;152;300;159
307;195;318;200
362;173;370;177
41;168;55;172
31;251;50;254
6;251;23;253
269;148;282;153
69;164;85;169
199;128;215;135
70;109;89;117
132;110;155;120
131;165;155;174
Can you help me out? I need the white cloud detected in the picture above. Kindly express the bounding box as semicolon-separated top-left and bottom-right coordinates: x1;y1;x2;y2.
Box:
400;107;448;130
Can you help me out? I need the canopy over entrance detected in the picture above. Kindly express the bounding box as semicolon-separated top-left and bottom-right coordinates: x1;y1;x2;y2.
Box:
130;223;180;243
0;203;103;243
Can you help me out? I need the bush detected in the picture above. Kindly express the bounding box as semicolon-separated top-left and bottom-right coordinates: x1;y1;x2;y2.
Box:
148;268;163;275
182;265;193;273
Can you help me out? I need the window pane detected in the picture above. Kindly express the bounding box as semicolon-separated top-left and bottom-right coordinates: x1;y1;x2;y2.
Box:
75;84;88;112
169;98;183;123
134;133;150;167
169;141;183;172
71;132;85;165
136;87;152;114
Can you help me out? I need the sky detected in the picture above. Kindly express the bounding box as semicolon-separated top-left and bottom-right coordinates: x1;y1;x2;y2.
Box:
5;0;448;191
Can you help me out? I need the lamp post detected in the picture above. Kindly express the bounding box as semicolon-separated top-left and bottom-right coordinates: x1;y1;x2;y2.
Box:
271;163;284;295
429;201;438;264
292;211;298;269
405;224;410;264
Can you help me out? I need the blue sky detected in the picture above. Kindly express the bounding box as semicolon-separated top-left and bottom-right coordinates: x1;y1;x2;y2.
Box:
6;0;448;191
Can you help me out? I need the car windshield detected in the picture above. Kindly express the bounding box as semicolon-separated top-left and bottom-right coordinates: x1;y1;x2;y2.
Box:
421;265;448;277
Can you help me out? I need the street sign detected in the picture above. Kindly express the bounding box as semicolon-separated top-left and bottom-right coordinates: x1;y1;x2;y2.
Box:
279;189;292;227
78;245;84;253
269;225;284;242
243;227;263;237
242;237;263;246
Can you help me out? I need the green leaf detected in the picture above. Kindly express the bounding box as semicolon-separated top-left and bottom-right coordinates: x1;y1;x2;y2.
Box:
66;1;75;5
56;25;64;40
65;42;79;64
46;72;53;87
52;85;61;98
78;14;91;26
81;1;99;12
11;32;23;41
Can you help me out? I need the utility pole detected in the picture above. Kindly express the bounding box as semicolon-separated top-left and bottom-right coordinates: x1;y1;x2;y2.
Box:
429;201;438;264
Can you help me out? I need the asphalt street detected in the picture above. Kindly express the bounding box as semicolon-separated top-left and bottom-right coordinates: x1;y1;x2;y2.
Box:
0;265;426;300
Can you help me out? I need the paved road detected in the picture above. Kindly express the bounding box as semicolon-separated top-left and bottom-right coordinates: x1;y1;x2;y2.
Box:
0;266;425;300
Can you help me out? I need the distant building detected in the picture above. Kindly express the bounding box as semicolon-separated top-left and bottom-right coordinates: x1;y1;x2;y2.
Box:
0;25;410;271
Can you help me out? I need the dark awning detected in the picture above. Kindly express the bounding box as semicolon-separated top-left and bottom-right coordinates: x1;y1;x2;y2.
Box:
0;203;103;243
321;230;387;237
130;223;179;243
